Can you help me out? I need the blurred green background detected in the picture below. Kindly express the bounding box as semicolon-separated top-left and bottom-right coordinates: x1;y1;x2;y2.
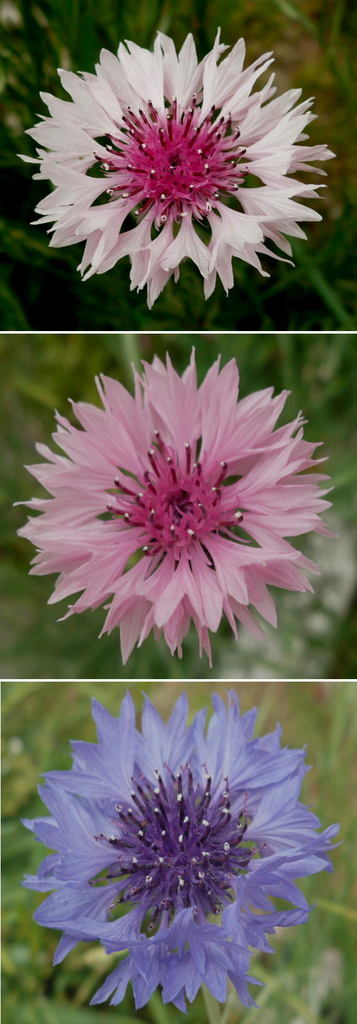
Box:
2;680;357;1024
1;0;356;330
1;331;356;680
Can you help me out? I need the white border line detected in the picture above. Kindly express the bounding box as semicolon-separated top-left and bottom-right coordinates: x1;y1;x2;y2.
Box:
1;677;355;683
0;331;355;336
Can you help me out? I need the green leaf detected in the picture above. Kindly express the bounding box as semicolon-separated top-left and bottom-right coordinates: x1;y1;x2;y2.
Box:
314;897;357;922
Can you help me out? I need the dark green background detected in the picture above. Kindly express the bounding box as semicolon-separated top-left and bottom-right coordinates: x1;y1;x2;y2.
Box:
2;331;356;680
1;0;356;329
3;680;357;1024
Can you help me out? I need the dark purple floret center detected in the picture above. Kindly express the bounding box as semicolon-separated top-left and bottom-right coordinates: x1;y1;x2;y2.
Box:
95;766;255;932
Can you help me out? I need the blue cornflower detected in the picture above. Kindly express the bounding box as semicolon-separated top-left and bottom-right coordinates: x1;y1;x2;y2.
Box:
23;693;339;1012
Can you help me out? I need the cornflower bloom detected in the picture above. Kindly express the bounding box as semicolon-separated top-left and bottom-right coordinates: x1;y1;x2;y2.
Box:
23;692;339;1012
23;31;334;305
18;353;333;663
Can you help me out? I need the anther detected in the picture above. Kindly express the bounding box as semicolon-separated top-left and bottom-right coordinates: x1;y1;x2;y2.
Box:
214;461;227;486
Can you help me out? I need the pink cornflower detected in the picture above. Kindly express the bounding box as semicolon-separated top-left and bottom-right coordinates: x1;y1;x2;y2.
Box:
23;31;334;306
18;353;333;663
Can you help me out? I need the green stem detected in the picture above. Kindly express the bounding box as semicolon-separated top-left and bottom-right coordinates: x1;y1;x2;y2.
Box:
148;990;172;1023
220;991;237;1024
202;985;221;1024
121;332;141;372
155;0;172;36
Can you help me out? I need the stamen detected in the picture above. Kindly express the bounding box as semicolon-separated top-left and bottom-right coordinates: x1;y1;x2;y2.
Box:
96;94;247;226
97;766;255;934
107;438;243;563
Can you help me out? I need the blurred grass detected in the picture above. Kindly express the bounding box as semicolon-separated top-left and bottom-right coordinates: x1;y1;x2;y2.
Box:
1;331;357;680
1;0;356;329
2;680;357;1023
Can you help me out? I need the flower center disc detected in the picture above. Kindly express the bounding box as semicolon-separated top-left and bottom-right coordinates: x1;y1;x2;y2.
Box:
100;98;247;225
107;433;243;560
96;767;255;933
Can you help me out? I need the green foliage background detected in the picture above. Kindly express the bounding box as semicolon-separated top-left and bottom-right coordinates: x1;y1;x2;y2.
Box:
1;0;356;329
1;331;356;680
2;680;357;1024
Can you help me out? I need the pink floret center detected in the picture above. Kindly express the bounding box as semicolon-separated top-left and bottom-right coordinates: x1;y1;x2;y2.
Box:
107;431;243;559
99;97;247;225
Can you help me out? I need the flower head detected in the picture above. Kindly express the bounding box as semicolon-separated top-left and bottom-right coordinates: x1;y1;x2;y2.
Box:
23;691;339;1012
18;353;333;663
24;31;334;305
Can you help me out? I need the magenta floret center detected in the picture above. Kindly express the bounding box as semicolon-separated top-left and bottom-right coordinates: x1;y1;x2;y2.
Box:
95;766;255;931
100;98;247;224
107;432;243;558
